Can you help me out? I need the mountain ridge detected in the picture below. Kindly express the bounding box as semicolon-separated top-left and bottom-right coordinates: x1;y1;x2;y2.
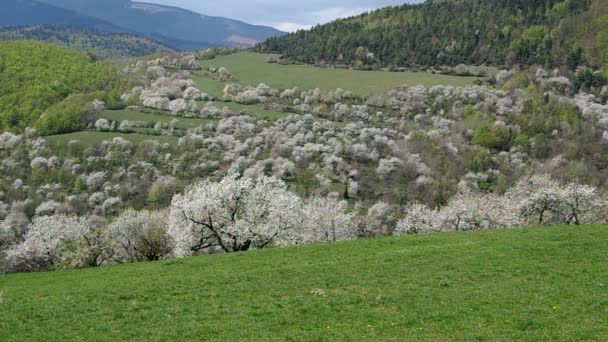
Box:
0;24;174;59
0;0;127;33
35;0;285;50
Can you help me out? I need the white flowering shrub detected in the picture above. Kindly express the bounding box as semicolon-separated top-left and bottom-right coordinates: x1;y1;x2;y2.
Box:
234;89;265;105
362;201;397;237
168;98;189;113
182;86;203;100
85;172;107;191
110;209;173;262
34;200;62;217
217;67;232;82
296;196;357;245
394;203;437;235
56;216;118;269
95;119;111;131
6;215;91;272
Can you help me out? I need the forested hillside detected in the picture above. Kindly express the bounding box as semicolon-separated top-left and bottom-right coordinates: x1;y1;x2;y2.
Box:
258;0;608;70
0;25;174;59
0;41;128;134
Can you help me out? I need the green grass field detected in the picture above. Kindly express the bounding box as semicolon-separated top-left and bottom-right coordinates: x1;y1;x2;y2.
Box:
200;52;479;96
46;103;285;147
193;76;226;99
193;77;292;121
1;225;607;340
45;131;179;146
101;109;213;129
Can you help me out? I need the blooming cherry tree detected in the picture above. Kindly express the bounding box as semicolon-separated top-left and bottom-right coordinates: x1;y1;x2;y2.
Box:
6;215;91;272
394;203;437;235
507;174;564;225
110;209;173;262
169;175;302;257
297;196;357;244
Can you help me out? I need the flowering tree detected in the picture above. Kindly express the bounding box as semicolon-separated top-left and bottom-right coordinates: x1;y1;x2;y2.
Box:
110;209;173;262
362;201;396;237
507;174;564;225
507;174;603;226
169;175;302;257
6;215;90;272
436;193;520;232
394;203;437;235
57;216;118;269
297;196;357;244
560;183;603;225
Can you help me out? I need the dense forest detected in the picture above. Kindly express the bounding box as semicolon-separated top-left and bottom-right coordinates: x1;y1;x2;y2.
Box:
0;41;131;135
258;0;608;70
0;25;173;60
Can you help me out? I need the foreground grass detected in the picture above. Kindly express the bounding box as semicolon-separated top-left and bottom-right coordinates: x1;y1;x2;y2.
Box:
1;226;607;341
201;52;479;96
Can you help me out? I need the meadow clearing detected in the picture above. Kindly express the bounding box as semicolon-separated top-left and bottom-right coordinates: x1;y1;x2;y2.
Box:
1;225;606;341
200;52;480;96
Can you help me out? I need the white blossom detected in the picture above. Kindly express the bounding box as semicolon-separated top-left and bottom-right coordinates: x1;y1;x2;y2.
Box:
169;175;302;256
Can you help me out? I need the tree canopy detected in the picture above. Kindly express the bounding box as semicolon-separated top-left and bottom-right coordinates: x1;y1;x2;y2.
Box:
258;0;607;70
0;41;126;134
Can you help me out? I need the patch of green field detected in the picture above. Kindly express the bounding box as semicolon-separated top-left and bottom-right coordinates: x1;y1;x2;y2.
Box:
221;102;288;121
101;109;212;129
193;77;290;121
201;52;479;96
45;131;178;146
193;76;226;99
1;225;607;340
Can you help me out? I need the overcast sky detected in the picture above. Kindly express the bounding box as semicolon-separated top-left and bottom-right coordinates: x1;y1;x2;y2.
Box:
145;0;419;32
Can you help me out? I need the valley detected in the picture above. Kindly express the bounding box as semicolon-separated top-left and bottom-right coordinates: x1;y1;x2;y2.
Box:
1;1;608;340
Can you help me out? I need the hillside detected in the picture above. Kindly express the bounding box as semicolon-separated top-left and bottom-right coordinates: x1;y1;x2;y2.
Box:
0;0;124;32
1;226;607;340
258;0;608;70
0;25;174;59
0;41;127;134
200;52;480;96
36;0;285;50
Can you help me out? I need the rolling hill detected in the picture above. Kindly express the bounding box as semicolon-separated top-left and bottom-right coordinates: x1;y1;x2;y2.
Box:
0;25;174;59
1;225;607;340
36;0;285;50
0;41;125;134
0;0;124;32
258;0;608;70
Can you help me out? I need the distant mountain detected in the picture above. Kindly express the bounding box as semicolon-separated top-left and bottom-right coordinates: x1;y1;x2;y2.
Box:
0;0;124;32
259;0;607;70
36;0;285;50
0;25;174;60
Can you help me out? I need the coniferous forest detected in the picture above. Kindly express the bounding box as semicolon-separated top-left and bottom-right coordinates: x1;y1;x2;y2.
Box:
258;0;608;70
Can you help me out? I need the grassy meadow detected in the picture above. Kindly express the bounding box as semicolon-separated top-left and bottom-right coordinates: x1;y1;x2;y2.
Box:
200;52;480;96
43;52;479;146
1;225;607;341
101;109;213;129
45;131;179;146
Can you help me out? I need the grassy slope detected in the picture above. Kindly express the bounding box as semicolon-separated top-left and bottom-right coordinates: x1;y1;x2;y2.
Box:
101;109;213;129
1;225;607;340
45;131;178;146
201;52;479;96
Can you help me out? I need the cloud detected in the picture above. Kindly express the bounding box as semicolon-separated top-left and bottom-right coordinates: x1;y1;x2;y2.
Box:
273;22;313;33
145;0;418;30
310;7;373;23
